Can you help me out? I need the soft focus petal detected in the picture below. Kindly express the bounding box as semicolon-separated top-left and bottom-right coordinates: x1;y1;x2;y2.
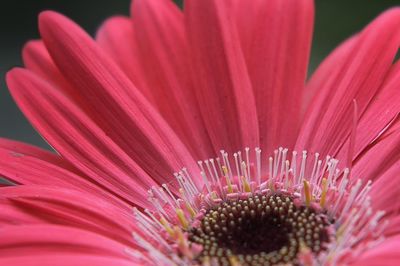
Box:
185;0;259;153
297;8;400;158
38;11;198;185
350;236;400;266
0;224;136;266
130;0;214;159
7;68;155;207
246;0;314;154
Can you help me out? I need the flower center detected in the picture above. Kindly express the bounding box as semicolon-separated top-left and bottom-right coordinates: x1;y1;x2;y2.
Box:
130;147;385;266
189;193;331;265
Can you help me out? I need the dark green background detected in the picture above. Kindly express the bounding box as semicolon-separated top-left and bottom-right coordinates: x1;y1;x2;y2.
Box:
0;0;398;149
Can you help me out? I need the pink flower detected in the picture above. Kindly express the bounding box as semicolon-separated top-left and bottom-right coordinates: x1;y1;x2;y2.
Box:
2;0;400;265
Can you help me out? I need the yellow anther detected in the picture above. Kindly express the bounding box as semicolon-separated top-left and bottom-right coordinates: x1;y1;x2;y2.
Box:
176;208;189;229
222;165;229;176
185;202;197;218
320;178;328;208
303;180;312;207
229;255;241;266
159;217;174;237
201;256;211;266
242;176;251;192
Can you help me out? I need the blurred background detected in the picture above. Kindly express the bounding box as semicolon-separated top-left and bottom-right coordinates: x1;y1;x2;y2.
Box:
0;0;399;150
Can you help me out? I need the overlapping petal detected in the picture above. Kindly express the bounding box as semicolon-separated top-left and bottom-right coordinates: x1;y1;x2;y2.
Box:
185;0;259;153
37;11;198;185
297;8;400;158
0;224;136;266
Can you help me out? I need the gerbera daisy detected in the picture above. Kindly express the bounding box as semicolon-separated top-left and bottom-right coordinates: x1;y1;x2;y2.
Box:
1;0;400;265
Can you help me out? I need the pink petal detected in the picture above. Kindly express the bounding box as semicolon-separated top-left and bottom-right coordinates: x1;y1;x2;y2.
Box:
184;0;259;153
246;0;314;154
0;140;126;207
0;185;135;246
130;0;214;159
297;8;400;158
336;61;400;162
302;37;356;115
352;129;400;184
0;224;136;266
38;11;198;185
7;68;155;207
350;235;400;266
96;16;155;105
368;160;400;218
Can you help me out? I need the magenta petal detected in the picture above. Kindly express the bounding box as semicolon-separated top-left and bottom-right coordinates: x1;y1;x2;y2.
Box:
38;11;198;185
130;0;214;159
247;0;314;154
0;224;136;266
185;0;259;153
0;185;135;246
350;235;400;266
96;16;155;105
297;8;400;158
0;139;125;207
7;68;156;207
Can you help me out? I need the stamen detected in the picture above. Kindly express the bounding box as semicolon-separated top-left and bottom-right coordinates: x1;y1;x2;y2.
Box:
130;147;385;266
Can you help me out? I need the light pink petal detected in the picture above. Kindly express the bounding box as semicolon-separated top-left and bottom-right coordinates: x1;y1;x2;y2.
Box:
38;11;198;185
185;0;259;153
297;8;400;158
0;185;135;246
129;0;214;159
246;0;314;154
7;68;155;207
350;235;400;266
96;16;155;105
0;224;136;266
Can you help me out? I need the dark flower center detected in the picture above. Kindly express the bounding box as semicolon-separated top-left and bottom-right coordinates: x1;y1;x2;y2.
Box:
189;193;331;265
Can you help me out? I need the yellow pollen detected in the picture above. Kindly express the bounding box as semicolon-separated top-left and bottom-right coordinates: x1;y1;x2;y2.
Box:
201;256;211;266
222;166;234;193
242;176;252;192
159;216;174;237
320;178;328;208
229;255;242;266
303;180;312;207
185;202;197;218
176;208;189;229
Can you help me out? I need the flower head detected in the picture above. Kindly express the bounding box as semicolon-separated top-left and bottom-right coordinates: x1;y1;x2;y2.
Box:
2;0;400;265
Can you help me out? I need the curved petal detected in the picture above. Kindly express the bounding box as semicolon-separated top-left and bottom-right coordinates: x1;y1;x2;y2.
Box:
350;235;400;266
368;161;400;218
352;129;400;183
0;141;126;207
0;224;136;266
7;68;155;207
37;11;198;185
184;0;259;153
96;16;155;105
0;185;134;246
335;60;400;163
247;0;314;154
129;0;214;159
297;8;400;158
